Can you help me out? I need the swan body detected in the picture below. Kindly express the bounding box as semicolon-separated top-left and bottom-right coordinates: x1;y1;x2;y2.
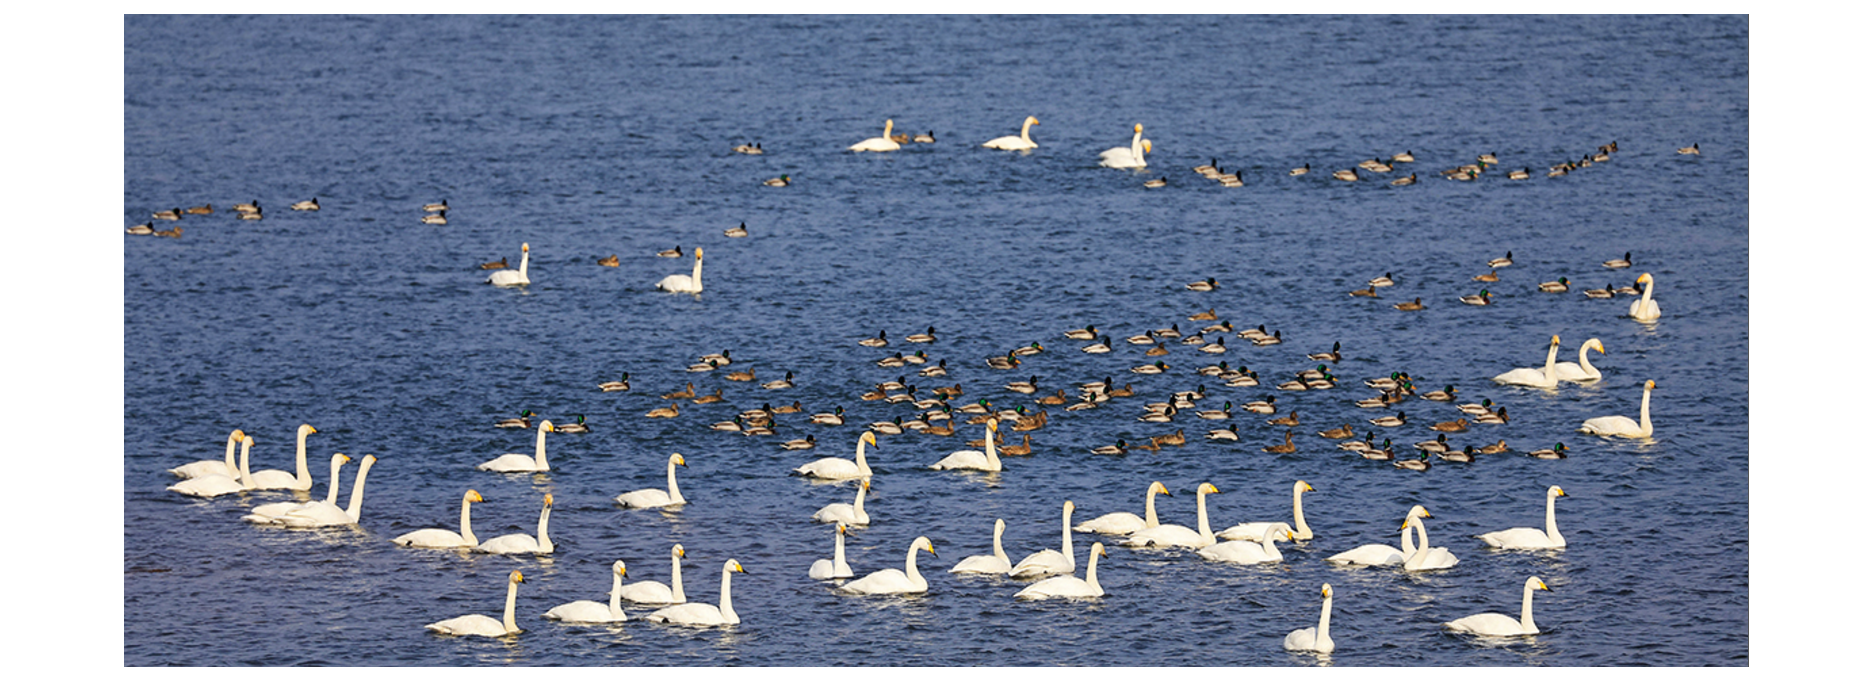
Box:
1199;523;1289;564
646;559;744;626
840;536;935;595
543;561;627;624
1446;576;1551;636
473;494;553;555
1010;500;1076;578
794;431;877;480
246;424;319;491
811;479;870;525
656;247;704;293
1580;379;1656;438
811;525;855;579
247;453;379;527
248;453;350;519
393;489;485;548
1402;508;1458;571
982;116;1040;150
1493;335;1561;388
168;429;246;479
478;421;556;472
850;119;901;152
1327;505;1426;566
1551;338;1606;382
1074;481;1169;535
929;418;1001;471
1629;273;1662;322
615;453;687;508
1124;482;1219;548
427;570;525;637
1015;542;1106;600
1478;486;1567;549
950;519;1011;574
487;243;531;287
1099;123;1149;168
1220;480;1315;541
618;545;687;604
1284;583;1335;653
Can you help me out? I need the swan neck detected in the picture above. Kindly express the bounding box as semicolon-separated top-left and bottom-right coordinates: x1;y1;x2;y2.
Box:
536;501;552;551
1520;583;1538;634
882;119;893;138
324;458;345;504
1412;518;1430;552
854;439;869;473
223;433;240;474
992;524;1006;561
666;457;683;504
460;493;478;545
719;567;737;624
691;253;703;292
295;429;312;485
609;569;624;618
1545;493;1562;545
1061;506;1075;567
1261;527;1283;559
1543;339;1560;375
1292;486;1310;538
1579;343;1597;375
1143;486;1160;528
237;440;255;489
671;552;685;601
1019;118;1033;141
1318;594;1333;643
1085;549;1100;590
905;543;924;585
502;576;520;634
534;425;549;471
517;249;530;279
834;529;847;568
1639;385;1653;433
984;423;1000;470
344;458;372;521
1196;491;1213;543
1400;522;1416;557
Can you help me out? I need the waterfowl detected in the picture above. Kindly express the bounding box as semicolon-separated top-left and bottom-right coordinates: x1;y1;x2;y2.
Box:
1400;507;1458;571
1242;396;1277;414
1124;483;1221;549
903;326;938;344
645;402;680;418
153;226;183;238
950;519;1011;575
1461;289;1492;306
1367;273;1398;288
1186;277;1218;291
1414;433;1450;453
812;479;870;525
850;119;901;152
152;208;182;220
1603;251;1632;269
912;131;935;143
982;115;1040;150
1336;431;1376;453
655;246;703;293
1349;284;1378;298
723;221;747;238
1419;384;1457;402
1194;159;1220;176
479;422;557;472
393;490;486;549
1393;451;1431;471
1011;341;1044;357
126;222;155;235
1369;411;1407;428
596;254;619;267
1283;583;1336;654
1473;269;1500;283
1394;298;1426;311
184;204;213;215
1290;163;1311;176
793;431;877;480
1091;439;1129;455
918;359;949;377
1099;123;1150;169
1143;177;1167;188
1130;361;1169;375
1324;505;1425;567
1011;500;1078;578
868;416;904;435
1144;342;1169;357
1267;410;1299;427
1317;423;1354;440
645;559;745;627
658;246;683;258
838;535;939;596
426;570;526;637
1539;277;1570;293
1063;324;1098;340
1473;407;1510;424
1014;542;1108;600
1391;173;1417;186
1445;577;1552;636
1477;486;1567;549
1458;399;1494;415
421;210;446;224
1527;443;1567;459
1251;330;1283;346
733;142;763;154
554;415;590;433
540;559;636;623
1438;445;1475;463
423;200;448;212
495;410;537;429
780;435;817;451
1493;334;1561;388
1552;338;1606;382
692;389;725;405
763;174;790;187
487;243;532;287
1584;284;1616;299
1333;168;1359;181
1579;379;1656;438
1262;430;1296;454
760;371;796;390
1308;342;1342;362
1430;418;1469;434
1678;143;1700;155
1477;439;1509;455
1507;168;1530;180
857;330;888;348
1629;273;1662;322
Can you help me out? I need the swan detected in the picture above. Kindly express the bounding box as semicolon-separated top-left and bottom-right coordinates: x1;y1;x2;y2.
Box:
950;518;1012;574
393;489;486;548
1283;583;1336;653
1219;480;1316;541
812;478;870;526
929;418;1002;471
618;544;687;604
427;570;525;637
982;115;1040;150
1198;523;1290;564
1629;273;1662;322
849;119;901;152
473;494;553;555
1124;482;1220;548
478;421;556;472
1493;334;1561;388
1551;338;1605;382
1099;123;1149;169
1478;486;1567;549
250;454;379;527
248;453;351;520
646;559;746;626
487;243;530;287
543;561;627;624
1326;505;1427;566
1010;500;1076;579
1074;481;1170;535
793;431;877;480
1446;576;1552;636
656;247;704;293
1402;507;1459;571
1014;542;1106;600
840;536;936;595
247;424;320;491
168;433;257;497
168;429;245;479
615;453;687;508
1580;379;1656;438
811;525;855;579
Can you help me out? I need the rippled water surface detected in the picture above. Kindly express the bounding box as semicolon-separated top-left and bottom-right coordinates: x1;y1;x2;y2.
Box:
123;14;1748;666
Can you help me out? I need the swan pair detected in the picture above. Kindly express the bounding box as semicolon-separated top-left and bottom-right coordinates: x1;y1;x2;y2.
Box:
168;433;257;497
474;494;553;555
1579;379;1656;438
615;453;687;508
1098;123;1150;169
478;421;556;472
656;247;703;293
248;452;352;520
1493;335;1607;386
487;244;530;287
1123;482;1221;548
646;559;746;626
811;524;855;579
928;418;1002;471
839;536;935;595
1324;505;1457;570
1216;480;1316;542
243;454;380;527
793;431;878;480
1014;542;1106;600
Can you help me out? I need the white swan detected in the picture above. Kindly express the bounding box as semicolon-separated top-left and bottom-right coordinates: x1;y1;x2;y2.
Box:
615;453;687;508
1478;486;1567;549
247;423;319;491
1074;481;1170;535
249;453;351;520
1446;576;1552;636
250;454;379;527
487;243;531;287
656;247;703;293
1629;272;1662;322
1219;480;1316;541
849;119;901;152
810;525;855;580
168;429;244;479
427;570;525;637
478;421;555;472
982;115;1040;150
543;561;627;624
929;418;1001;471
647;559;745;626
618;544;686;604
793;431;877;480
1198;523;1290;564
1014;542;1106;600
1326;505;1426;566
1402;507;1459;571
1551;338;1606;382
1284;583;1336;653
473;494;553;555
1492;334;1561;388
839;536;935;595
811;478;870;526
1098;123;1150;169
1580;379;1656;438
1010;500;1076;578
950;518;1011;574
1124;482;1220;548
393;489;486;548
168;433;256;497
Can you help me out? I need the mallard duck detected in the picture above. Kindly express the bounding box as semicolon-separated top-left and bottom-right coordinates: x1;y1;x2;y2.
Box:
1130;361;1169;375
1262;430;1296;454
1616;281;1643;296
423;200;449;212
922;419;957;436
1065;394;1105;412
1196;401;1234;420
1473;407;1510;424
1677;143;1700;155
1091;440;1129;455
1350;285;1378;298
724;367;757;382
998;434;1034;457
1011;342;1044;357
724;221;748;238
645;402;680;418
1276;378;1311;392
1197;337;1227;354
1430;418;1470;433
692;389;725;404
1188;308;1220;322
1420;385;1457;402
1368;272;1396;288
184;204;213;215
771;401;804;415
763;174;790;187
810;406;846;425
1216;169;1242;186
598;374;631;392
1477;439;1509;455
153;208;182;220
1359;438;1394;460
1392;150;1415;163
554;415;590;433
1527;443;1567;459
1584;284;1616;299
1507;168;1530;180
762;371;795;390
986;352;1021;370
1143;177;1167;188
1004;375;1039;395
495;410;537;428
1414;433;1450;453
904;327;937;344
742;419;776;436
1033;388;1068;406
686;361;718;373
154;226;183;238
1538;277;1570;293
1013;410;1049;432
661;382;696;399
1332;168;1359;181
1458;398;1494;415
1393;450;1431;471
1180;333;1206;346
1438;445;1475;463
126;222;155;235
1151;428;1186;447
1267;410;1299;427
1186;277;1219;291
912;131;936;143
480;257;509;270
1477;152;1499;165
1125;330;1158;345
1603;251;1632;269
421;210;446;225
1223;368;1260;387
1308;342;1341;362
876;352;906;368
739;404;775;422
1081;337;1112;354
733;142;763;154
918;359;948;377
932;381;963;397
597;254;620;267
1473;270;1500;283
1290;163;1311;176
1063;324;1098;340
1369;411;1407;428
1198;361;1233;377
1242;396;1277;414
1137;406;1176;423
1144;342;1169;357
1461;289;1492;306
710;419;745;433
856;330;888;348
1336;431;1376;453
657;246;684;258
1251;330;1282;346
1355;391;1395;408
868;416;904;435
290;198;320;211
1318;423;1354;439
1391;173;1418;186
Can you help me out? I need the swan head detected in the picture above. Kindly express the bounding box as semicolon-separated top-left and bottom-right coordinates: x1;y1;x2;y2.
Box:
1149;481;1170;496
1133;123;1142;133
613;560;628;577
1636;272;1652;285
837;523;847;535
674;544;687;559
725;559;748;575
543;493;554;507
1063;500;1075;516
695;247;703;260
1142;140;1152;153
993;518;1005;535
466;489;484;503
509;570;525;585
521;243;530;253
299;424;318;437
1528;576;1550;592
1402;505;1432;527
671;453;687;467
860;430;878;447
539;420;556;433
1644;379;1657;390
243;435;257;448
1090;542;1108;559
912;536;935;556
332;452;352;465
1550;486;1566;498
1586;339;1605;355
1297;480;1315;494
1198;482;1220;496
1321;583;1333;599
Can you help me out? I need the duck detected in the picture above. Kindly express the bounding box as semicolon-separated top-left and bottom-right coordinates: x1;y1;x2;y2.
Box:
1242;396;1277;414
1289;163;1311;176
733;142;763;154
480;257;510;270
152;208;182;220
1460;289;1492;306
1473;269;1500;283
1394;297;1426;311
1308;342;1342;362
1091;439;1129;455
596;254;620;267
763;175;790;187
1349;285;1378;298
1266;410;1299;427
1262;430;1296;454
1458;398;1494;415
918;359;949;377
1011;341;1044;357
1584;284;1616;299
1473;407;1511;424
126;222;155;235
779;435;817;451
1144;342;1169;357
1629;273;1662;322
850;119;902;152
982;115;1040;150
554;415;591;433
692;388;725;405
1063;324;1098;340
1392;451;1432;472
857;330;888;348
1143;177;1167;188
660;382;696;400
184;204;213;215
1414;433;1450;453
645;402;680;419
284;197;319;211
1368;411;1407;428
420;210;446;225
1420;384;1457;402
1391;172;1418;186
423;200;449;212
903;326;937;344
1205;425;1240;441
1539;277;1570;293
153;226;183;238
759;371;796;390
1317;423;1354;440
1430;418;1470;433
1507;168;1530;180
1185;277;1218;291
1196;401;1234;420
1678;143;1700;155
912;131;936;143
1438;445;1476;463
657;245;683;258
1527;443;1567;459
1603;251;1633;269
1250;330;1283;346
1129;361;1169;375
1332;168;1359;182
867;416;904;435
1476;439;1509;455
724;221;748;238
1336;431;1376;453
495;410;538;429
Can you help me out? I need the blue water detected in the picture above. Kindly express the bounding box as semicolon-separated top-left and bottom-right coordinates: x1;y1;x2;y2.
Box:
122;14;1748;666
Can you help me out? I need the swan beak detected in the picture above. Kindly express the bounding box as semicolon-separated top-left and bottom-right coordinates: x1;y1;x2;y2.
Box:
733;562;747;574
544;494;554;506
1300;481;1315;492
467;490;484;502
674;453;687;466
513;571;525;583
304;425;318;435
1556;487;1567;497
1538;581;1551;591
1143;140;1152;153
521;243;530;252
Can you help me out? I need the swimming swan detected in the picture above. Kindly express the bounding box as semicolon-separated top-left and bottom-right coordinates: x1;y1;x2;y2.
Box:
168;429;245;479
427;570;525;637
543;561;627;624
840;536;935;595
1124;482;1220;548
1099;123;1149;169
248;453;351;520
1493;334;1561;388
812;478;870;526
950;518;1012;574
646;559;745;626
478;421;556;472
1074;481;1169;535
929;417;1001;471
247;424;320;491
1326;505;1426;566
168;433;255;497
618;544;686;604
982;116;1040;150
249;454;379;527
1477;486;1567;549
1629;273;1662;322
1010;500;1076;578
487;244;531;287
393;489;485;548
473;494;553;555
1551;338;1606;382
1402;507;1458;571
1283;583;1335;653
615;453;687;508
1445;576;1552;636
850;119;901;152
1579;379;1656;438
794;431;877;480
656;247;704;293
1014;542;1106;600
811;525;855;579
1219;480;1316;541
1198;523;1291;564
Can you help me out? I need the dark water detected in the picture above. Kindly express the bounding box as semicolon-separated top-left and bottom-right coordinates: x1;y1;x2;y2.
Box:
122;15;1748;666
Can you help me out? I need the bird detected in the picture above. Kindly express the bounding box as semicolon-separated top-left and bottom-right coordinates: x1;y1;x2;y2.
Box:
733;142;764;154
982;116;1040;150
1391;173;1417;186
724;221;748;238
1461;289;1492;306
1629;273;1662;322
1579;379;1657;438
421;210;446;225
1185;277;1218;291
1014;542;1108;600
1262;430;1296;454
658;245;683;258
1445;577;1553;636
614;454;688;509
644;559;746;627
1099;123;1150;169
1678;143;1700;155
426;570;526;637
656;247;703;293
597;254;620;267
763;174;792;187
811;525;854;580
912;131;936;143
1394;298;1426;311
1143;177;1167;188
1493;335;1561;388
479;257;509;270
1477;486;1567;549
840;537;936;595
1527;443;1567;459
1539;277;1570;293
1282;583;1336;654
850;119;902;152
1603;251;1633;269
1290;163;1311;176
152;208;182;220
487;243;531;287
290;198;319;211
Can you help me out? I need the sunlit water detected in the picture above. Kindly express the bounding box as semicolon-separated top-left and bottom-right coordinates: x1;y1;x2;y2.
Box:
123;14;1747;666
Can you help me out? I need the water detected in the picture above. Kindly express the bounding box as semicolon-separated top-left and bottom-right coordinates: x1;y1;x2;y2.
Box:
122;15;1748;666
